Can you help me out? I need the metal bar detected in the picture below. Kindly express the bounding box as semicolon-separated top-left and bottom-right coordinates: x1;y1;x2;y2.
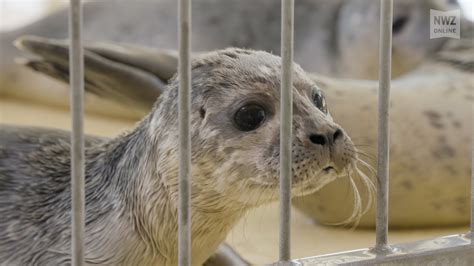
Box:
178;0;192;265
69;0;84;265
471;105;473;239
279;0;294;262
292;234;474;265
374;0;393;254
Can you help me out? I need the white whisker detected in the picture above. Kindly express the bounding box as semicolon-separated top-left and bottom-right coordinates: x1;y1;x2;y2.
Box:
356;157;376;175
322;157;376;228
355;166;376;216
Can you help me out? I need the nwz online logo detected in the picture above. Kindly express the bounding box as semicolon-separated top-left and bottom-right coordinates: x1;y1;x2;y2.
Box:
434;15;457;25
430;9;460;39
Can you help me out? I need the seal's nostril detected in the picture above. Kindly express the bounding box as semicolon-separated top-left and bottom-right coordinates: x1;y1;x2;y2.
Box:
309;134;326;145
333;129;343;141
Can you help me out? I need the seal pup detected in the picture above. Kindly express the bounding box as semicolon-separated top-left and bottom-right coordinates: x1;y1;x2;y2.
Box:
15;35;473;228
0;48;369;265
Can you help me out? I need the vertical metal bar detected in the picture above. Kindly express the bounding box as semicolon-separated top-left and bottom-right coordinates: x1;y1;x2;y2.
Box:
471;106;473;240
178;0;191;265
69;0;84;265
375;0;393;253
279;0;294;262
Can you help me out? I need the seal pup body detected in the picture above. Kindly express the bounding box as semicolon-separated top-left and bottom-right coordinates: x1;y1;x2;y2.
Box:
0;49;362;264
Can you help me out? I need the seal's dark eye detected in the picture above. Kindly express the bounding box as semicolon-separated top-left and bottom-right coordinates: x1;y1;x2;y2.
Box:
234;104;266;131
313;91;328;114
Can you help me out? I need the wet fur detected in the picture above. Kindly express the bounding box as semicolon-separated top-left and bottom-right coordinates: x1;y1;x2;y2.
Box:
0;49;359;265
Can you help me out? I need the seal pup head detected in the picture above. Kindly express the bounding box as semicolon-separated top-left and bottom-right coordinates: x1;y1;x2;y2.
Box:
148;48;360;208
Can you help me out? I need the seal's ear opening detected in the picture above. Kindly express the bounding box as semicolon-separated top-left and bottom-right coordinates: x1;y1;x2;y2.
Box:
15;35;180;112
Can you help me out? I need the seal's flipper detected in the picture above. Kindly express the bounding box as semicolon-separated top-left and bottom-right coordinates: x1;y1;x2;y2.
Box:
14;35;174;111
84;42;178;82
18;59;116;100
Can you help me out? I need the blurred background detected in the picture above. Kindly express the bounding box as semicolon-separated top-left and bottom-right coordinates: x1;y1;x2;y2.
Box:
1;0;65;31
1;0;473;31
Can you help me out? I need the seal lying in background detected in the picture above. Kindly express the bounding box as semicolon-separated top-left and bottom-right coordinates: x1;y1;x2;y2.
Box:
0;49;371;265
15;36;472;228
1;0;460;118
300;47;473;227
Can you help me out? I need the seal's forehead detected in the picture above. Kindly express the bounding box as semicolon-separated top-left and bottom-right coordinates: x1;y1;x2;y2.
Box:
192;48;313;93
230;49;306;75
193;48;281;72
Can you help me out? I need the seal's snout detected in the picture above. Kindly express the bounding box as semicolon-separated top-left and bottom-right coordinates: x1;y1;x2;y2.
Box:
306;125;353;172
308;128;344;146
294;117;355;182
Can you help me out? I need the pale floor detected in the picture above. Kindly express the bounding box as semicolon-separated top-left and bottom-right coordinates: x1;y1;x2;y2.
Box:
0;96;467;264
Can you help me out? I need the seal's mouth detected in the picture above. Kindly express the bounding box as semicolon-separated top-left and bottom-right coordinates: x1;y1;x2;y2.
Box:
246;166;339;191
299;167;339;190
245;162;353;195
320;165;348;179
322;166;335;174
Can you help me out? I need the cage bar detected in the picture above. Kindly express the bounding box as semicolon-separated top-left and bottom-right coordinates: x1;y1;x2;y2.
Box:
471;108;473;239
178;0;192;265
69;0;85;265
279;0;294;262
292;234;474;265
374;0;393;254
61;0;474;265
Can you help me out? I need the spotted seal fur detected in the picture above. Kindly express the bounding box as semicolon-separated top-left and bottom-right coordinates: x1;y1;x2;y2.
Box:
297;39;473;228
0;48;371;265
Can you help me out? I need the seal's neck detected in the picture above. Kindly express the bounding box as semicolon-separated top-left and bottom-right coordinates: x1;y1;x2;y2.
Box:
87;120;248;265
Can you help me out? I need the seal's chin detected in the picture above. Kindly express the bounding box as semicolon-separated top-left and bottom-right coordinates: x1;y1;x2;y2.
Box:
292;170;341;197
236;164;353;205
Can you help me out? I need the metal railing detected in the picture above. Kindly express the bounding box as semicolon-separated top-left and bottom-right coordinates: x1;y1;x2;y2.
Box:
66;0;474;265
374;0;393;255
279;0;294;262
470;104;474;239
69;0;84;265
178;0;192;265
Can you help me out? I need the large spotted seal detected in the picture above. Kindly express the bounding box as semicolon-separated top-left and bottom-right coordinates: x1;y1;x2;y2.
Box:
0;49;369;265
1;0;459;118
296;40;473;228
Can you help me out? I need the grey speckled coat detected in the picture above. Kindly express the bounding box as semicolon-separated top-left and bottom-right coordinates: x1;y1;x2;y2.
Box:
0;48;358;265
